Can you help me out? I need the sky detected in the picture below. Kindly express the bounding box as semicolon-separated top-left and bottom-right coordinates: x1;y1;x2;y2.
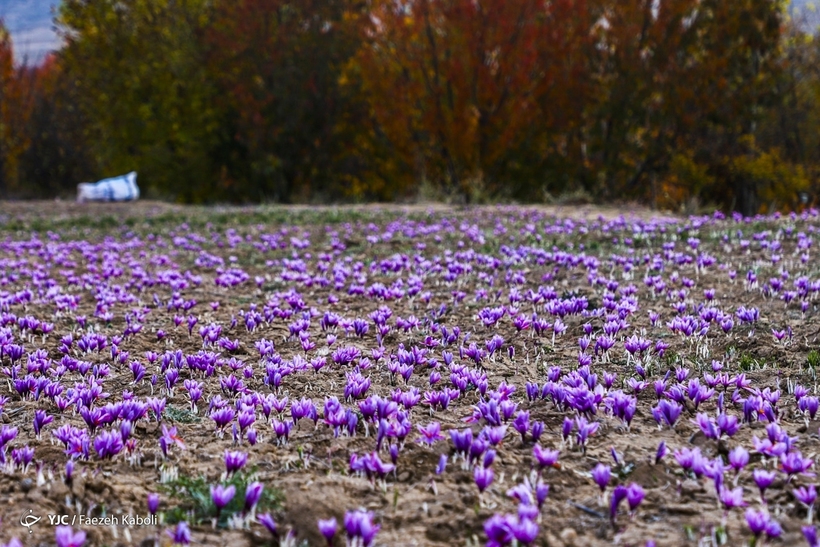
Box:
1;0;818;65
1;0;61;64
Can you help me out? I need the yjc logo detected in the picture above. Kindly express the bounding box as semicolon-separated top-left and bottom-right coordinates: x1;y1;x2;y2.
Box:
20;510;41;533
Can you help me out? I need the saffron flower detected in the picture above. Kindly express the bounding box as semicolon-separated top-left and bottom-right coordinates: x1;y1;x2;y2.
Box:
211;484;236;516
55;526;86;547
32;409;53;439
781;451;815;479
168;522;191;545
225;450;248;475
591;463;611;492
655;441;668;464
746;508;769;538
610;485;628;523
803;526;819;547
159;425;186;457
416;422;445;446
344;509;379;547
147;493;160;515
626;483;645;512
244;482;264;514
318;518;338;546
719;486;747;510
474;465;495;493
258;513;277;536
728;446;749;474
436;454;448;475
753;469;777;502
795;484;817;521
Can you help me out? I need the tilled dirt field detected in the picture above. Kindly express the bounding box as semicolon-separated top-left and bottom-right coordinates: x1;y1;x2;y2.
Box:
0;202;817;547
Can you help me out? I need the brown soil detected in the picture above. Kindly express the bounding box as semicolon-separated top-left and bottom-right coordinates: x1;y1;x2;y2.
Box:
0;202;816;547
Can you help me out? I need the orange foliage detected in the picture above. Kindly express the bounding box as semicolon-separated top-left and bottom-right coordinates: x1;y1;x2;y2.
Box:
0;26;40;194
359;0;556;197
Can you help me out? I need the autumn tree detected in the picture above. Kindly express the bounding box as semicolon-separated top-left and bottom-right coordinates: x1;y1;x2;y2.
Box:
358;0;552;201
205;0;372;202
0;22;37;197
57;0;222;201
752;20;820;211
0;21;12;195
6;0;799;210
572;0;782;212
15;56;98;197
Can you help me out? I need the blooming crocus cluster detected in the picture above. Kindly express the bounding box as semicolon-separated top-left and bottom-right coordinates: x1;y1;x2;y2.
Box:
0;205;818;546
55;526;86;547
344;509;379;547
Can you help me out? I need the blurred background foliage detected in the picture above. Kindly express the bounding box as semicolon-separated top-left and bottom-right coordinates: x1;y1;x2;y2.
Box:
0;0;819;214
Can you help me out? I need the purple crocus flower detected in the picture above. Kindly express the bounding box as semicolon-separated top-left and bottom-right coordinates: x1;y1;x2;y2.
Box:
803;525;819;547
159;425;185;457
591;463;611;492
474;465;495;493
168;521;191;545
55;526;86;547
436;454;448;475
765;519;783;539
728;446;749;474
93;430;123;460
483;449;496;468
531;421;544;443
719;486;747;509
655;441;668;464
532;445;560;470
574;416;599;451
244;482;264;513
610;484;628;523
0;425;18;450
512;410;530;443
211;484;236;515
484;425;507;446
344;509;379;547
561;417;573;442
147;493;160;515
258;513;277;536
626;483;645;512
654;400;682;428
210;407;236;432
794;484;817;514
694;413;718;439
511;515;539;544
716;413;739;438
753;469;777;501
224;450;248;475
781;451;815;478
64;460;74;486
484;514;514;547
32;409;53;438
746;508;769;538
318;518;338;546
416;422;445;446
450;428;473;456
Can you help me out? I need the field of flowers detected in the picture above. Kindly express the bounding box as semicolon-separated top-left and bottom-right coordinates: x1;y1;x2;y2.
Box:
0;202;819;547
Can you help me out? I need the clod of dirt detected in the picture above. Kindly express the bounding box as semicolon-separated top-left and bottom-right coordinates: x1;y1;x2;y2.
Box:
680;479;703;497
559;527;579;546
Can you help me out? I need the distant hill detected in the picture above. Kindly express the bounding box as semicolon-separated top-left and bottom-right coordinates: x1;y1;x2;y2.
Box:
1;0;818;64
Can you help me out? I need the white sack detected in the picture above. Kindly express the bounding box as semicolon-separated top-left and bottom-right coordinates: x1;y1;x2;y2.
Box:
77;172;139;202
